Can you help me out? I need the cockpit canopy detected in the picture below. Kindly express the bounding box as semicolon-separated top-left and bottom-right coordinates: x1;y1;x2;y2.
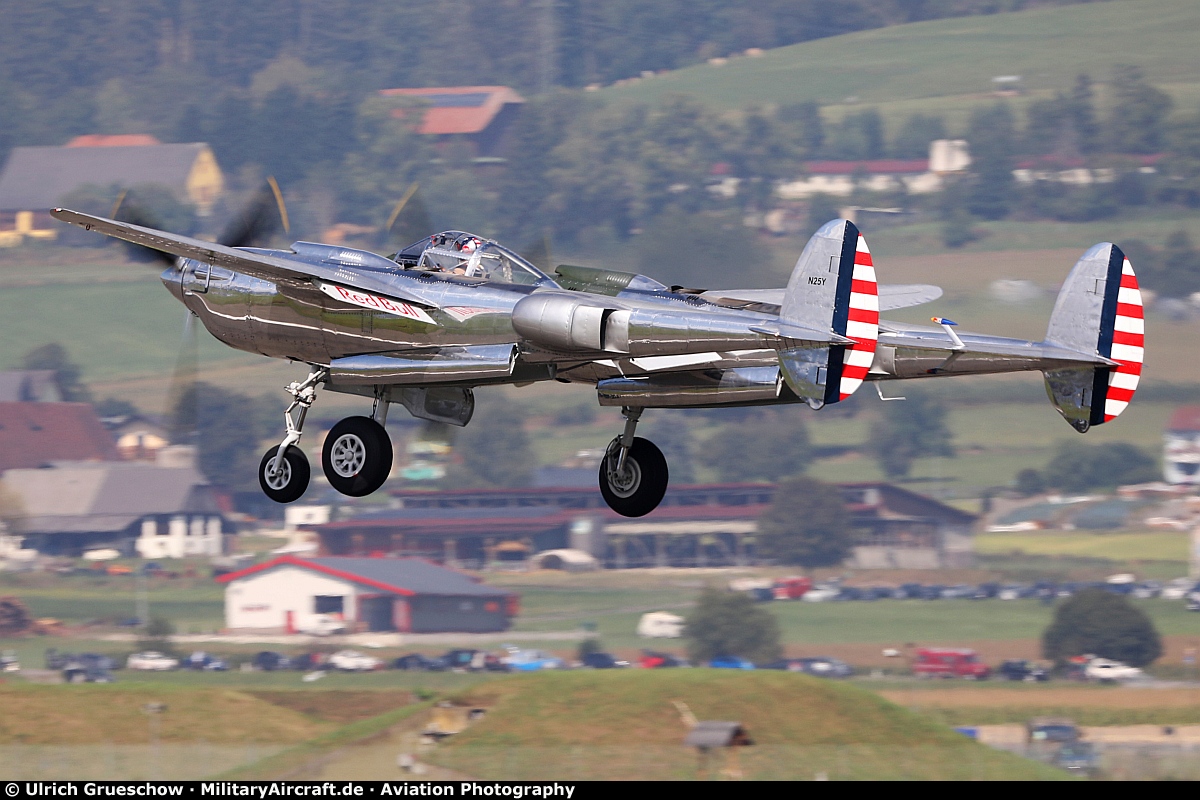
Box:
393;231;551;286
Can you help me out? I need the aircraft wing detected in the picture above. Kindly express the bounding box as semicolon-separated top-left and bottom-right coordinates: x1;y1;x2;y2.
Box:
700;283;942;311
50;208;442;308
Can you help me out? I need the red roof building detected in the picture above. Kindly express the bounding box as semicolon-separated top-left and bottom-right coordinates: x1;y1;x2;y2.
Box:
378;86;525;157
0;402;118;472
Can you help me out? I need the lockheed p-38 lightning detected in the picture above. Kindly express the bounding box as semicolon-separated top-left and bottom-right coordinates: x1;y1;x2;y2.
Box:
52;208;1144;516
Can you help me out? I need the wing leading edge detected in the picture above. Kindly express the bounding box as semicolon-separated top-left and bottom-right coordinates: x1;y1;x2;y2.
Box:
50;208;443;309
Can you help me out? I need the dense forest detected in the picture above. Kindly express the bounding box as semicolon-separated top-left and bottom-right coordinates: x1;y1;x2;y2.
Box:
0;0;1089;153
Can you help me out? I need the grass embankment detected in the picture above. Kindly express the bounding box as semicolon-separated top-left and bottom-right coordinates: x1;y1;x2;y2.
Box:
883;686;1200;727
600;0;1200;125
421;670;1067;780
0;685;335;744
0;686;423;780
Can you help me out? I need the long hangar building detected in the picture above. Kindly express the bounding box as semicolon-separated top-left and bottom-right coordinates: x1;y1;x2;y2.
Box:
218;555;518;633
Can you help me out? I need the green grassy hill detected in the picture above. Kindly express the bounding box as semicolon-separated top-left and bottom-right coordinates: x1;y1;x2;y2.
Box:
600;0;1200;127
425;670;1068;780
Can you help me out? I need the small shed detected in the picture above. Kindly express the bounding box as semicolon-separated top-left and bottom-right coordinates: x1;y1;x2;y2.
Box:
685;721;753;749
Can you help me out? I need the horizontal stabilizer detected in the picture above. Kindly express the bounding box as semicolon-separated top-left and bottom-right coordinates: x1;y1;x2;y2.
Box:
701;283;940;312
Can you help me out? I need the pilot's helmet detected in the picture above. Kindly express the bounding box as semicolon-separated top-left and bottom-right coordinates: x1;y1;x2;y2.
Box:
460;237;480;253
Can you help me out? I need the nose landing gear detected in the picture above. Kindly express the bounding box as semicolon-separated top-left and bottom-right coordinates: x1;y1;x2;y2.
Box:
599;407;668;517
258;368;326;503
258;372;395;503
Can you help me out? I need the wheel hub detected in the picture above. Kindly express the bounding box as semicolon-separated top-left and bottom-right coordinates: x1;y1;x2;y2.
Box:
605;456;642;498
264;455;292;490
330;434;367;477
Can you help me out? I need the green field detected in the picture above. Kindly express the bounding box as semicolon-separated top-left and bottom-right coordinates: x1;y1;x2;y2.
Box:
599;0;1200;128
977;531;1190;561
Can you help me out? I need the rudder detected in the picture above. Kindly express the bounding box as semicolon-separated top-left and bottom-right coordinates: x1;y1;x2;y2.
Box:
778;219;879;405
1043;243;1144;431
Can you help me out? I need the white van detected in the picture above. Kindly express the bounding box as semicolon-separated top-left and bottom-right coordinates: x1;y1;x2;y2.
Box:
637;611;684;638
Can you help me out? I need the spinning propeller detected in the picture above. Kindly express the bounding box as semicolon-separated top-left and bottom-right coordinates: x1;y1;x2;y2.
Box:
110;179;291;443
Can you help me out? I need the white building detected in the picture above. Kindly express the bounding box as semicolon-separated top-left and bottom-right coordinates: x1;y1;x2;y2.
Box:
777;140;970;200
218;555;517;633
1165;407;1200;485
2;461;225;557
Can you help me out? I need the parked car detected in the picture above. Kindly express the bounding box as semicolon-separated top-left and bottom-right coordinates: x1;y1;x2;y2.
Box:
919;584;946;600
912;648;990;680
1160;577;1197;601
394;653;446;671
502;648;564;671
763;656;854;678
998;659;1049;682
288;652;325;671
801;586;840;603
183;651;228;671
62;653;115;683
798;656;854;678
1026;716;1079;744
328;650;383;671
1085;657;1143;683
639;650;687;668
252;651;290;671
1;650;19;673
580;651;628;669
708;655;755;669
773;576;812;600
127;651;179;671
1052;741;1099;776
440;648;509;672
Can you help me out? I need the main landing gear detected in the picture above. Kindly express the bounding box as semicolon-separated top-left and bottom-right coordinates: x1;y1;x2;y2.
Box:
258;370;394;503
599;407;668;518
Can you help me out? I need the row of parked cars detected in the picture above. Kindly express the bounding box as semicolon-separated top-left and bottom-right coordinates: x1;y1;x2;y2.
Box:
742;576;1200;605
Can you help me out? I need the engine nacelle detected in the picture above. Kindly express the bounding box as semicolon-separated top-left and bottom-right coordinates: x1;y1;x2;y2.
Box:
513;292;790;356
511;293;619;352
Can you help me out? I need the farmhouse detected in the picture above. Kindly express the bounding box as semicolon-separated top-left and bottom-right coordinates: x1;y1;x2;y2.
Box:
0;134;224;243
2;459;225;557
217;555;518;634
378;86;525;158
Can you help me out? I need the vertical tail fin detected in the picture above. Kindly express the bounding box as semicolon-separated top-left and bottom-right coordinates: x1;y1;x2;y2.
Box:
778;219;879;406
1043;243;1144;431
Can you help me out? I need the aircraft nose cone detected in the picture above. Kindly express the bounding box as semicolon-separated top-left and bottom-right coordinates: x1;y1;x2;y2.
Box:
161;263;185;303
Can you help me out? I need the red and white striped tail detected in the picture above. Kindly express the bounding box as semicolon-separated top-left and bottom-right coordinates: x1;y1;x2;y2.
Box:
838;233;879;400
1104;257;1144;422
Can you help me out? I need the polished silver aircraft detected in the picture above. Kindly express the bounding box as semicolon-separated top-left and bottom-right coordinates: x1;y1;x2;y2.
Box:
53;208;1145;516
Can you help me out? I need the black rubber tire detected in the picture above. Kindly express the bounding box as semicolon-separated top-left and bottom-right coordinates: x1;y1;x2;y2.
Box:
258;445;311;504
322;416;393;497
599;436;669;518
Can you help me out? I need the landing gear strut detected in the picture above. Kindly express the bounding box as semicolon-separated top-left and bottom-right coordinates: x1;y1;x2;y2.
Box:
258;373;395;503
599;407;668;517
258;368;326;503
